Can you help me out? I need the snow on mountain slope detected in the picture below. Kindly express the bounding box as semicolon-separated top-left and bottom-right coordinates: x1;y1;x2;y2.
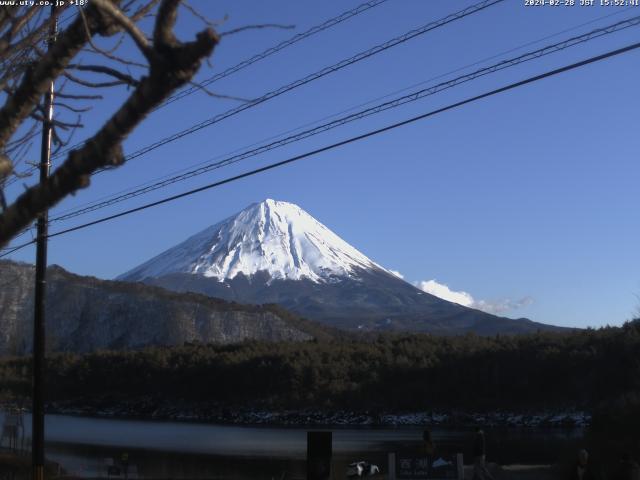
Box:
119;199;388;283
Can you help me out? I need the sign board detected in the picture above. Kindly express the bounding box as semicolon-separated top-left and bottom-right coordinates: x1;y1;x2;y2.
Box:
107;465;122;476
388;452;463;480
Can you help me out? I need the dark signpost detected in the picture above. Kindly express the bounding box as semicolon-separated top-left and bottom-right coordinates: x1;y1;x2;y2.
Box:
107;465;121;477
307;431;332;480
389;452;463;480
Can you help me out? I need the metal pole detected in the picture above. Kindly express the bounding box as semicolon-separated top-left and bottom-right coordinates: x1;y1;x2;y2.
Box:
32;6;56;480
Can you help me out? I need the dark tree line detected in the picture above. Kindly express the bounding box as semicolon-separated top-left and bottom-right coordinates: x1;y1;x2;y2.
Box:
1;320;639;423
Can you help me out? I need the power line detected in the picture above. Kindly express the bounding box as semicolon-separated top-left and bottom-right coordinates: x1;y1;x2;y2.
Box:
0;239;35;257
82;0;506;172
5;0;502;189
47;14;640;224
158;0;390;110
3;39;638;256
2;2;392;201
34;40;639;243
47;5;637;220
46;0;390;163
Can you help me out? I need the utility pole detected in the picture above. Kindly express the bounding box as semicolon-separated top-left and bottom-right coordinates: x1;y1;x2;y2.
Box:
33;5;56;480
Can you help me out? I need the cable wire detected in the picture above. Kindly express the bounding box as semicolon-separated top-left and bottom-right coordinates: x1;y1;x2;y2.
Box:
35;40;640;243
46;0;390;163
0;238;35;258
158;0;390;110
54;0;505;171
47;14;640;224
47;5;637;219
3;39;638;256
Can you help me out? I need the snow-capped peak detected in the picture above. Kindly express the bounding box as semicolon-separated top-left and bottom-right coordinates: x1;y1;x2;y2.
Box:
119;199;385;283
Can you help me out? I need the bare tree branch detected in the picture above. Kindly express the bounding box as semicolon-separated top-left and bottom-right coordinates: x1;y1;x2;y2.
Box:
9;136;34;167
4;121;39;151
0;8;13;32
80;41;148;69
30;111;83;130
186;80;252;103
68;63;140;86
56;91;104;100
130;0;161;22
0;7;61;63
63;70;128;89
92;0;153;59
51;114;82;155
0;2;121;150
180;0;216;29
0;154;11;181
0;188;6;212
53;101;92;114
154;0;181;46
97;31;126;55
219;23;294;38
0;0;219;247
7;8;38;40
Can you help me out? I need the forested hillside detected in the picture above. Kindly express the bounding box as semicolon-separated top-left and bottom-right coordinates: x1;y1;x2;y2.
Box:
1;320;639;424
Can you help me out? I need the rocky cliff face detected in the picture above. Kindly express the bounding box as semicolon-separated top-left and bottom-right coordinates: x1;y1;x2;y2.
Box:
0;261;317;355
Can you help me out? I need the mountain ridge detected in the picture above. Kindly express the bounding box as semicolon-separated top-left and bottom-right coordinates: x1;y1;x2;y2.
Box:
0;260;332;355
119;199;389;284
120;199;564;335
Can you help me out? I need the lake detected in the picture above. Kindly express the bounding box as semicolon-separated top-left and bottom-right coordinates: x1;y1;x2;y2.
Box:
0;412;587;479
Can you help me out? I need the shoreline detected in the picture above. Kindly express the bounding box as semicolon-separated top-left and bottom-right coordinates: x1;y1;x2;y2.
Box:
34;402;591;428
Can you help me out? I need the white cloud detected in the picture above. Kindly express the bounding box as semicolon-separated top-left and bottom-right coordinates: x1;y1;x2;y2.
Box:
416;279;474;307
472;296;534;315
389;270;404;279
415;279;533;315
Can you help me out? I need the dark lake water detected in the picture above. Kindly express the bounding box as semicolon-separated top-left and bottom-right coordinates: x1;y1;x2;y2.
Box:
1;413;587;479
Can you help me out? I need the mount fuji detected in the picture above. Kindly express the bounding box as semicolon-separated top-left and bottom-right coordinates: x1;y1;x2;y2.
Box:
119;199;561;335
121;199;386;284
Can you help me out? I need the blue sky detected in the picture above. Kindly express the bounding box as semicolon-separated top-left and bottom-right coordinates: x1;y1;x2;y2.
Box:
4;0;640;328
